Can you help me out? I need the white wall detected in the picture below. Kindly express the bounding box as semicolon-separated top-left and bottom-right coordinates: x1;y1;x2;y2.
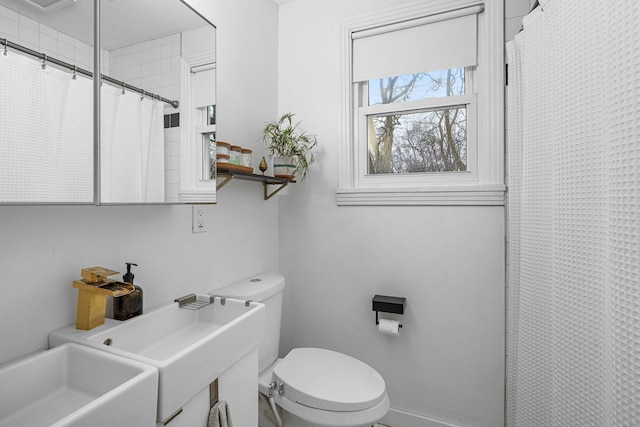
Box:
0;0;279;366
276;1;505;426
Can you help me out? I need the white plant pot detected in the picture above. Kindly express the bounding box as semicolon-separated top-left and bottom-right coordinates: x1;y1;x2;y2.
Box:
273;156;296;180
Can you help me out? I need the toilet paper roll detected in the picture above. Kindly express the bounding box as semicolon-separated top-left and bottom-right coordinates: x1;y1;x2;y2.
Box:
378;319;401;336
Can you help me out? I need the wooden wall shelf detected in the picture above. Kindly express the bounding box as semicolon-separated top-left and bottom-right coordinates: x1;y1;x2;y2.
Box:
216;167;295;200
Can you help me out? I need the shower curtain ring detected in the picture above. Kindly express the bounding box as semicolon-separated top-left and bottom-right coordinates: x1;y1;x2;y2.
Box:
141;90;145;101
122;81;126;95
41;54;47;69
72;66;77;80
3;40;7;56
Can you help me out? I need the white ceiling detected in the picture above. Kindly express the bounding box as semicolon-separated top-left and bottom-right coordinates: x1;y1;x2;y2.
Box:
0;0;212;50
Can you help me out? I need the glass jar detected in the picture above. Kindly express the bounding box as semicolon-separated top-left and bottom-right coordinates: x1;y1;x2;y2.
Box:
216;141;230;157
241;148;253;169
229;146;242;165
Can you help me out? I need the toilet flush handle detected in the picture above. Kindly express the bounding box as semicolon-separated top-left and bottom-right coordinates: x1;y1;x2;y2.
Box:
277;382;285;395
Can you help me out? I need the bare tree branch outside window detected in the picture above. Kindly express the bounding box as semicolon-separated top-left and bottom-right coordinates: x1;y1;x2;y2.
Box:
367;68;466;174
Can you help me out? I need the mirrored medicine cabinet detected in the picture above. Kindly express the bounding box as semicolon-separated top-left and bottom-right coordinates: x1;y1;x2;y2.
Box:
0;0;216;205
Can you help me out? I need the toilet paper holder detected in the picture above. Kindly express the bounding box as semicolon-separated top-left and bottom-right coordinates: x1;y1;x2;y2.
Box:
372;295;406;328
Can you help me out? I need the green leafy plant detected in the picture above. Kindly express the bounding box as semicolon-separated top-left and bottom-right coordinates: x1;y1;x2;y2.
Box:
262;113;317;181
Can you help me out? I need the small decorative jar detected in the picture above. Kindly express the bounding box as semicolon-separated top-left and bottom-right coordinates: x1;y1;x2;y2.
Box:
241;148;253;169
216;141;231;157
216;154;230;164
230;145;242;165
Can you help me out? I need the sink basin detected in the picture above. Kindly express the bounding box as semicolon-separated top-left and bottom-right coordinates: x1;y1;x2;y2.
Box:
0;343;158;427
50;295;265;423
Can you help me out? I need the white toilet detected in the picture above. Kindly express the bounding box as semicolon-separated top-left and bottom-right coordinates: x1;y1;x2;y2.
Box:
213;273;390;427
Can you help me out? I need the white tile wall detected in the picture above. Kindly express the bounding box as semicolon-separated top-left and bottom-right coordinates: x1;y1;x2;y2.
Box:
108;33;180;110
163;126;181;202
0;4;108;72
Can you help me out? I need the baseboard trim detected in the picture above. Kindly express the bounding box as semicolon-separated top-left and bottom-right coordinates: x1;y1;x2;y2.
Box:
379;408;463;427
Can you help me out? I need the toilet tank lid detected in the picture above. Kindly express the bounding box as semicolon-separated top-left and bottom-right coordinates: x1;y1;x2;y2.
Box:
211;273;285;302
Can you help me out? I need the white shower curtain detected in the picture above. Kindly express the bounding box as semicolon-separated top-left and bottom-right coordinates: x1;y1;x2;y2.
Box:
101;85;165;203
507;0;639;426
0;52;93;203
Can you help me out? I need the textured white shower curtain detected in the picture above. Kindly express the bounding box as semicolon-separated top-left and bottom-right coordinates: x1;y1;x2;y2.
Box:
507;0;639;426
0;52;93;203
101;85;165;203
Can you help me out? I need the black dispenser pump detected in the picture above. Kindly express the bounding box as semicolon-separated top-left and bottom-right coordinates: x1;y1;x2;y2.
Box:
113;262;143;320
123;262;137;284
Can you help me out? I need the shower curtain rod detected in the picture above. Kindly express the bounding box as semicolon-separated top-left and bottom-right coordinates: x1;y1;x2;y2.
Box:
0;37;179;109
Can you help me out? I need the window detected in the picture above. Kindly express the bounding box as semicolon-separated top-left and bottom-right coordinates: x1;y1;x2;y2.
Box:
195;104;216;180
178;60;217;202
338;1;505;206
361;68;472;176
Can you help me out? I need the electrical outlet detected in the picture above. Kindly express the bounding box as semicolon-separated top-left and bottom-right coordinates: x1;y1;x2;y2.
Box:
192;205;207;233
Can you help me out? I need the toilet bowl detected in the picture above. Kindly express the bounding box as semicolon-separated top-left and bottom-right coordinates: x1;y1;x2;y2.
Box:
259;349;390;427
213;274;389;427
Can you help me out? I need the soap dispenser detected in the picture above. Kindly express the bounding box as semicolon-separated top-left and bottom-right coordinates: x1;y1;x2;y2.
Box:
113;262;143;320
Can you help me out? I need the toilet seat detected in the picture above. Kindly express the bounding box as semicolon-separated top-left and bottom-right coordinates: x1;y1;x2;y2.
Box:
272;348;387;412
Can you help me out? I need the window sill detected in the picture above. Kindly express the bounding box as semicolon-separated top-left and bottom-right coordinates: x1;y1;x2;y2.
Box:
335;184;505;206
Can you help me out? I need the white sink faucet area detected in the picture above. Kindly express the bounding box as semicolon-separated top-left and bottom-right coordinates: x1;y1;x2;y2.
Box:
0;343;158;427
49;294;265;424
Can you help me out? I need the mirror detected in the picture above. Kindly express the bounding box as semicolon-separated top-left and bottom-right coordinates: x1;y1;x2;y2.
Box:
0;0;95;204
99;0;216;204
0;0;215;205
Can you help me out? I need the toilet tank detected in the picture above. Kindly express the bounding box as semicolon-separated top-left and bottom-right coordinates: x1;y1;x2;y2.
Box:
212;273;285;373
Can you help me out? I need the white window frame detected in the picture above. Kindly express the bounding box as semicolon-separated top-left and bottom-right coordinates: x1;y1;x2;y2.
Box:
356;71;477;187
179;60;217;203
337;0;505;206
195;108;216;180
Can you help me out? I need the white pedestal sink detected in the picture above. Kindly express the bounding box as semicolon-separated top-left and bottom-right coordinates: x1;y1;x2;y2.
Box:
0;343;158;427
50;295;265;424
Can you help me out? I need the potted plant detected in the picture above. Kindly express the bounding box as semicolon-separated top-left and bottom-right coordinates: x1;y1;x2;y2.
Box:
262;112;317;181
